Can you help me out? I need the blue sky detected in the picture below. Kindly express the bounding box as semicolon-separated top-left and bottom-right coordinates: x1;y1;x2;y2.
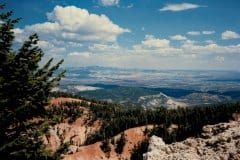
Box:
4;0;240;70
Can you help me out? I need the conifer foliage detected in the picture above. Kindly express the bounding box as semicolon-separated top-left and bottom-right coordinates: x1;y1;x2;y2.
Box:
0;4;65;159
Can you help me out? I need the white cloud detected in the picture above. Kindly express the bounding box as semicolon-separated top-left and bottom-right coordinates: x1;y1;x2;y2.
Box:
137;35;170;49
132;35;182;55
182;41;240;54
205;40;215;44
53;40;83;47
187;31;201;36
159;3;203;12
170;35;187;41
47;47;66;55
221;30;240;40
202;31;215;35
100;0;119;6
74;85;102;91
16;6;130;44
127;4;133;8
13;28;25;42
13;28;23;34
215;56;225;63
184;39;197;45
64;37;240;70
131;35;240;56
89;43;120;52
186;30;215;36
38;40;55;49
37;40;66;57
26;22;60;34
69;52;92;58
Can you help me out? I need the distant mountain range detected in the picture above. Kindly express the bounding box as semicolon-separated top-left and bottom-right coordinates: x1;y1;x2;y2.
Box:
56;66;240;108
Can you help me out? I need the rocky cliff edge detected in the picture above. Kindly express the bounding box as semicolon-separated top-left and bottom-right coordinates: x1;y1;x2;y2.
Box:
144;120;240;160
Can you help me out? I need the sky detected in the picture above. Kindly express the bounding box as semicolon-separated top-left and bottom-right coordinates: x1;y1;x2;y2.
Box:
4;0;240;70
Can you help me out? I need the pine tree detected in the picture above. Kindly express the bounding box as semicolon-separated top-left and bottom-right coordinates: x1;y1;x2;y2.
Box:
0;4;65;159
115;132;126;154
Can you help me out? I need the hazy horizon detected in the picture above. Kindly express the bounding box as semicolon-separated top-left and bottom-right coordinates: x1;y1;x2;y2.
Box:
60;65;240;72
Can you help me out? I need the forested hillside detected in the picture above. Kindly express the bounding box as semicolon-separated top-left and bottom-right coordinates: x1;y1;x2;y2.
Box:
50;92;240;160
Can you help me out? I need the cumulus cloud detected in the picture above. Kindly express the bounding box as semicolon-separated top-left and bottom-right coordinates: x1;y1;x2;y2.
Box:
182;41;240;54
63;35;240;70
202;31;215;35
15;5;130;44
221;30;240;40
170;35;187;41
12;5;132;64
159;3;203;12
131;34;240;56
132;35;182;55
187;31;201;36
136;35;170;49
100;0;119;6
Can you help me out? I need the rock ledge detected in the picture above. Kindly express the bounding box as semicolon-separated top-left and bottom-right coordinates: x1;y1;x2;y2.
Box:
144;121;240;160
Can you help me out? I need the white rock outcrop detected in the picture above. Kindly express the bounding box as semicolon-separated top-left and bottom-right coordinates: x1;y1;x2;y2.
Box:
143;121;240;160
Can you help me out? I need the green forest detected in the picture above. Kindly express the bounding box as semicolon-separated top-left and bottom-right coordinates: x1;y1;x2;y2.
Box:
1;4;240;160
